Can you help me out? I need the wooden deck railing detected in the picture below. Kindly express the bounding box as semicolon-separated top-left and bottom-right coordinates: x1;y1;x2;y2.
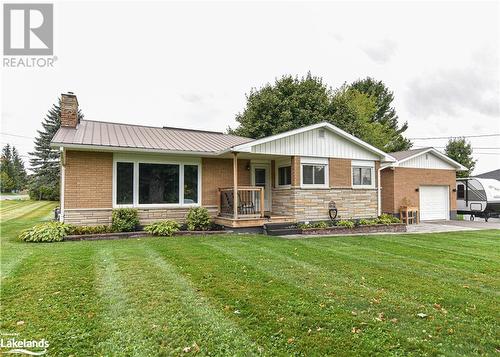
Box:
217;186;264;219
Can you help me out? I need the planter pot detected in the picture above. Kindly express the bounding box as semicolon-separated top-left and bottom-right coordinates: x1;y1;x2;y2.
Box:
301;223;406;235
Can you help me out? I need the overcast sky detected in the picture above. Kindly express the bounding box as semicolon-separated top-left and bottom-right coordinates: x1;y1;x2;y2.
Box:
2;1;499;173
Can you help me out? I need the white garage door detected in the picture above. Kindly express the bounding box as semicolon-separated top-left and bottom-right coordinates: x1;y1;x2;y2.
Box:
419;186;450;221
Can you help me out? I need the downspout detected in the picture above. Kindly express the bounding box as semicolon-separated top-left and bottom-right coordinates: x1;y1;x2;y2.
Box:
60;147;65;222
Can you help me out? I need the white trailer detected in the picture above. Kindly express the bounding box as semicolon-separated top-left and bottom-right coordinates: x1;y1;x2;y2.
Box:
456;178;500;221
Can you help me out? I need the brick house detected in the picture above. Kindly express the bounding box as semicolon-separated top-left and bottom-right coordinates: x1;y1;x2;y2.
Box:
380;148;466;220
51;93;464;227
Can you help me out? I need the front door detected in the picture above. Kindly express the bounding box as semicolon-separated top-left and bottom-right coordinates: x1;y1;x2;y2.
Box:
252;165;271;212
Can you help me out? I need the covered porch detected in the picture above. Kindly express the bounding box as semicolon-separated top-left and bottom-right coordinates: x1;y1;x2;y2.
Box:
213;152;295;228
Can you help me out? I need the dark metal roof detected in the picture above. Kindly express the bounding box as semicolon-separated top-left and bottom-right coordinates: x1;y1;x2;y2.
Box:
51;120;253;153
475;169;500;181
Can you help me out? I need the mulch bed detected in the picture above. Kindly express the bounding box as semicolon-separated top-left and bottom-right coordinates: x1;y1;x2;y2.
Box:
301;223;406;235
65;230;229;241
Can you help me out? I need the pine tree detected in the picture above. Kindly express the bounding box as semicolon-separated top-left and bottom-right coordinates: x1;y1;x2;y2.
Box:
29;98;83;200
1;144;15;192
11;147;28;191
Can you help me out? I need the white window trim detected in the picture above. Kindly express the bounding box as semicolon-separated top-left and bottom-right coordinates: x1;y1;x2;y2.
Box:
300;157;329;189
351;160;375;189
113;154;202;209
275;158;292;188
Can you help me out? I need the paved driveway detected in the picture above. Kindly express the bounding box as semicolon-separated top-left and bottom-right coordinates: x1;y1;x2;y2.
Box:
407;218;500;233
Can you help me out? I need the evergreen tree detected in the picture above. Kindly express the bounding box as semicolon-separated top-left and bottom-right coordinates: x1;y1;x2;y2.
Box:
11;147;28;191
445;138;476;178
29;98;83;200
1;144;15;192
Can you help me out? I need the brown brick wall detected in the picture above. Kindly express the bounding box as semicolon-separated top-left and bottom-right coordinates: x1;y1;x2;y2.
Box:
381;167;456;214
201;157;251;206
329;158;351;188
291;156;301;187
64;150;113;209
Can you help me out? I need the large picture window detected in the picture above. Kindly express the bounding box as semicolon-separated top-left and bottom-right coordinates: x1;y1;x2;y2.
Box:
302;164;326;185
139;163;179;204
116;162;133;204
352;167;372;186
278;166;291;186
115;159;200;207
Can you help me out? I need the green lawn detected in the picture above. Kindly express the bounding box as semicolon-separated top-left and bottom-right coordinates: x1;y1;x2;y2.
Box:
1;201;499;356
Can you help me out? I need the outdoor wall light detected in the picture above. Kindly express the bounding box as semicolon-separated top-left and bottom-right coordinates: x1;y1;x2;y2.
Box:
452;188;457;192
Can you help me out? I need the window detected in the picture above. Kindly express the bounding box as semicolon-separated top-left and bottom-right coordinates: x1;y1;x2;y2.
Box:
352;167;372;186
116;162;133;204
139;163;179;204
183;165;198;204
457;184;465;199
278;166;291;186
115;159;200;207
302;164;326;185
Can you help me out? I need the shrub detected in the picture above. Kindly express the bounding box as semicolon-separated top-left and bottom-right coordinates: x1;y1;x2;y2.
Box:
18;222;71;243
376;214;401;225
144;220;180;236
68;225;114;235
112;208;139;232
358;218;378;226
298;221;331;229
313;221;330;229
186;207;212;231
336;220;355;229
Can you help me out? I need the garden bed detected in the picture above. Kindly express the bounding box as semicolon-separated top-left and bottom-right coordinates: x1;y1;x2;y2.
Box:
301;223;406;235
65;230;230;241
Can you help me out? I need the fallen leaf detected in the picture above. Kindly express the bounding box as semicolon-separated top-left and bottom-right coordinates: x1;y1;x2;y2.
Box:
351;311;358;316
182;346;191;353
16;321;24;326
234;310;240;315
351;327;361;334
316;327;322;331
287;338;294;344
307;328;312;334
433;303;442;310
417;313;428;318
390;318;398;323
192;342;200;353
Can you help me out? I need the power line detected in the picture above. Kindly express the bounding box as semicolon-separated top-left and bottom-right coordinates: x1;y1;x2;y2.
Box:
0;132;35;139
409;133;500;140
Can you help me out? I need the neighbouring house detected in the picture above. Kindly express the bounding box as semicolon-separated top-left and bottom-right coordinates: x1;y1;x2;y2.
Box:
380;148;466;221
50;93;396;227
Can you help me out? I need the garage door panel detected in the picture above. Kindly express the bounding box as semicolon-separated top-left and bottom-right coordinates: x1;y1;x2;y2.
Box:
419;186;449;221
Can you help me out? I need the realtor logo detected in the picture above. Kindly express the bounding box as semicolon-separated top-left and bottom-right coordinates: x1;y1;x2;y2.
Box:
3;3;53;55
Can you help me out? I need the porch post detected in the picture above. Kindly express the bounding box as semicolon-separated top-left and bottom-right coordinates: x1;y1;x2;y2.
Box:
233;152;238;219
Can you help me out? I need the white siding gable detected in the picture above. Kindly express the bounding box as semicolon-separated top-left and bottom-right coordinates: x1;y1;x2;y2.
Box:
250;128;379;160
400;152;455;169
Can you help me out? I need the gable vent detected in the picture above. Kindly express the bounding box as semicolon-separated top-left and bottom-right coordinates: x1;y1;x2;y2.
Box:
318;129;325;138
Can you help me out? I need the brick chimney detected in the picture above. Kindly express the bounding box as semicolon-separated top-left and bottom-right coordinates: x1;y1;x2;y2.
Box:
60;92;79;127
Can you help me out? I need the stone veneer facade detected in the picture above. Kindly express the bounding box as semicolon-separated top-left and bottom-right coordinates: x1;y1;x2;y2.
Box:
272;188;377;221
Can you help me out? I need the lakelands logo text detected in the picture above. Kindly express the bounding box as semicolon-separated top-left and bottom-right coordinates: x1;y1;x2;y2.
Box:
0;337;49;355
3;3;57;68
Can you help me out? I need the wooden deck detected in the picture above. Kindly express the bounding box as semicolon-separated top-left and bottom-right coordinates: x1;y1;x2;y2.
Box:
214;213;296;228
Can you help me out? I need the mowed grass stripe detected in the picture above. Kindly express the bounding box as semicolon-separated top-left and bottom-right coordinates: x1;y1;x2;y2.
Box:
0;201;56;222
101;243;262;355
0;242;102;355
94;247;158;356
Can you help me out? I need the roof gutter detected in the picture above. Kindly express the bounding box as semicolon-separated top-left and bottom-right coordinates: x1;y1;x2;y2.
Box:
50;142;225;157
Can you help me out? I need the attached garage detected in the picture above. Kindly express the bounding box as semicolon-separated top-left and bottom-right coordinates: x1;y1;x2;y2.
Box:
380;148;466;221
419;185;450;221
